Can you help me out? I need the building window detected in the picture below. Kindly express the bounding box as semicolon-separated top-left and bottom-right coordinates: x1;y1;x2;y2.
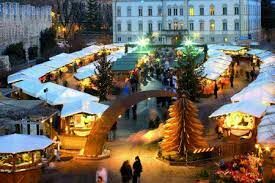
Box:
199;7;204;16
127;7;131;16
223;21;227;31
168;23;172;30
168;8;171;16
200;37;204;42
158;23;162;31
189;6;194;16
139;23;143;32
128;37;132;42
117;37;121;42
210;5;215;16
211;37;215;42
138;7;143;16
174;21;178;30
234;6;239;15
180;22;184;30
200;21;204;31
148;7;152;16
210;20;215;31
117;7;121;17
0;4;3;16
224;37;228;42
189;22;194;31
148;23;153;32
235;21;239;31
180;8;183;16
117;23;121;32
158;37;162;43
223;6;227;15
7;3;10;16
158;7;162;16
127;23;132;32
174;8;178;16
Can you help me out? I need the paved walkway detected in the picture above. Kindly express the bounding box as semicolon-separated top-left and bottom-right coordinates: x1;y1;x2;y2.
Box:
42;74;250;183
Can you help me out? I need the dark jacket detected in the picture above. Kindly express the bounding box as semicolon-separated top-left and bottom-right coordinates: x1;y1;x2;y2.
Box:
120;164;132;182
133;161;142;176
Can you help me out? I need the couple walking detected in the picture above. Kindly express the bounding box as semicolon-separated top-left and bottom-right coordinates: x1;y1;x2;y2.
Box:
120;156;142;183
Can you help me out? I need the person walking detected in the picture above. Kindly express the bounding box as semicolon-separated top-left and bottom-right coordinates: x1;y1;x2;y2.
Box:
132;104;137;120
133;156;142;183
120;160;133;183
230;74;234;88
109;121;117;141
214;81;219;99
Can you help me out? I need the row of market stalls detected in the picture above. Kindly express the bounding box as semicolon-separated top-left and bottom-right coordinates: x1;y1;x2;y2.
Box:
209;47;275;154
200;49;233;94
7;44;124;137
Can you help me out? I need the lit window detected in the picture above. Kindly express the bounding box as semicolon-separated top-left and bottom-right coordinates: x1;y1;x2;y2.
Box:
174;21;178;30
210;20;215;31
189;6;194;16
210;5;215;16
224;37;228;42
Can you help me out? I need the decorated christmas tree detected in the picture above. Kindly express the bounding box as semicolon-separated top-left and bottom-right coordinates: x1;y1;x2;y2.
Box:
160;97;208;159
93;50;113;102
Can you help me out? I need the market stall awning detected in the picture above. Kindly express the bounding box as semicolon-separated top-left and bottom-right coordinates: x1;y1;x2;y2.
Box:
61;99;109;117
209;100;268;118
44;54;77;69
7;72;37;84
0;134;53;154
39;82;99;105
257;114;275;144
247;49;266;56
13;80;45;98
231;82;275;104
20;64;56;79
261;55;275;64
74;61;97;80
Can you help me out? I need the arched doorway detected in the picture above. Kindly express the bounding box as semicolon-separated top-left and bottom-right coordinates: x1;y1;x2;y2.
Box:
84;90;177;156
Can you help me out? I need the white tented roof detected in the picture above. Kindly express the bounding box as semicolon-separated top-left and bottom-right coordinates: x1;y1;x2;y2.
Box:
266;105;275;115
261;55;275;64
258;51;273;60
39;82;99;105
7;72;37;84
61;99;109;117
209;100;268;118
247;49;266;56
257;114;275;144
0;134;53;154
44;54;77;69
231;83;275;104
20;64;55;79
201;52;232;80
74;61;97;80
13;80;45;98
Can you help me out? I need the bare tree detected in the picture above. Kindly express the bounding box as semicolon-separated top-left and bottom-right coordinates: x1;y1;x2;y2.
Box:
56;0;85;45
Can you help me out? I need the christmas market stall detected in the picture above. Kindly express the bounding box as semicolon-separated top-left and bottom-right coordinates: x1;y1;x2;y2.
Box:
0;134;54;183
231;81;275;104
209;100;268;139
60;99;109;137
208;45;247;56
200;54;233;95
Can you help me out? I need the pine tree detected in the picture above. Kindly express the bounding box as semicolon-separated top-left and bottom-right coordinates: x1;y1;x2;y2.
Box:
176;45;203;101
93;50;113;101
160;97;208;158
86;0;101;31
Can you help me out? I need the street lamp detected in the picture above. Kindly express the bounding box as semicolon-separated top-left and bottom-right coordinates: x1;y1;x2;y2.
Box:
137;37;149;48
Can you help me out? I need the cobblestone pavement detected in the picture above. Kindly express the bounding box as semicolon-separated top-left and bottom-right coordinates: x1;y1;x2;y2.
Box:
42;75;250;183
